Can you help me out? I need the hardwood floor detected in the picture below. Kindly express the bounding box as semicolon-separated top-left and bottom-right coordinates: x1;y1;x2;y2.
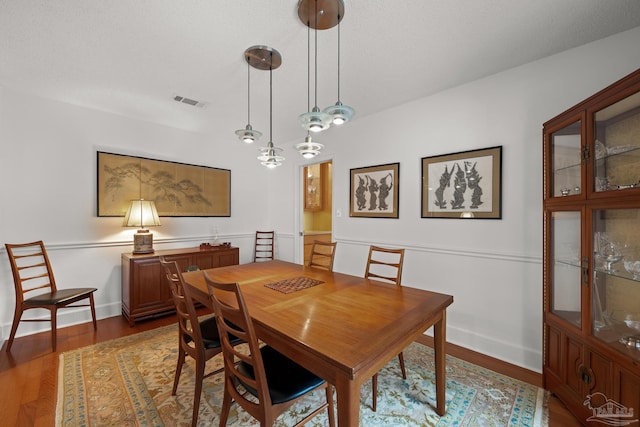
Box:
1;314;582;426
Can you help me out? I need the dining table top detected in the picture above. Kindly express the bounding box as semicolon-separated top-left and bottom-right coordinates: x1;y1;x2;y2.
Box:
182;259;453;425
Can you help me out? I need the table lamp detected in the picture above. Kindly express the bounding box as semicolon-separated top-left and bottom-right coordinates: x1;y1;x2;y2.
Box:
123;199;161;254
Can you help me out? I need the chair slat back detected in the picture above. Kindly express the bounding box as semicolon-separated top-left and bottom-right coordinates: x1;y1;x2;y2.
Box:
205;274;272;417
254;231;275;262
308;240;337;272
159;258;203;353
365;245;405;286
5;241;57;303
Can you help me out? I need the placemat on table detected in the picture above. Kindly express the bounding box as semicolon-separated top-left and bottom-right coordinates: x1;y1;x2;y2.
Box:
264;276;324;294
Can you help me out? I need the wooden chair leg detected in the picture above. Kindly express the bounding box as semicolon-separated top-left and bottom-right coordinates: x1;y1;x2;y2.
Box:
89;294;98;330
219;383;232;426
191;357;205;427
371;373;378;411
51;306;58;352
326;384;336;427
5;306;23;352
172;347;185;395
398;352;407;379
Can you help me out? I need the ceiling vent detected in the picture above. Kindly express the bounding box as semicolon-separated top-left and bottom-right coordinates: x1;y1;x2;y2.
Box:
173;95;207;108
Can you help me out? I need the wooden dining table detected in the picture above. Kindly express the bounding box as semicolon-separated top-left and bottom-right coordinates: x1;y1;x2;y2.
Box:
182;260;453;427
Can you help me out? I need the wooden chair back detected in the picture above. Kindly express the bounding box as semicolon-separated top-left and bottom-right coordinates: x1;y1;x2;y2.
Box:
308;240;337;272
159;258;203;357
363;245;407;411
254;231;275;262
205;277;273;422
365;245;405;285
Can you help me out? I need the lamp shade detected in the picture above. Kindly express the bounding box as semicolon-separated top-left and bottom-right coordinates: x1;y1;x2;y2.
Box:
123;199;161;254
123;199;161;229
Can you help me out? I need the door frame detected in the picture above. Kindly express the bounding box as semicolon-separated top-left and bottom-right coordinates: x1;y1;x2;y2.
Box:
293;154;334;265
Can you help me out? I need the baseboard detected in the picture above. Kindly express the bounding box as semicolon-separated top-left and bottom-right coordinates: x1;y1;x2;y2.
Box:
417;334;542;387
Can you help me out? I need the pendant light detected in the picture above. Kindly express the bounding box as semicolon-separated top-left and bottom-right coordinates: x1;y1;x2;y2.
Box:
323;15;355;125
251;46;285;169
234;51;262;143
297;0;333;133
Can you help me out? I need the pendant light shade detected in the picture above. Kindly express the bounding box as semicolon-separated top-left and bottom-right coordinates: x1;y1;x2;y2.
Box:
257;141;285;168
245;46;285;169
235;53;262;143
295;133;325;159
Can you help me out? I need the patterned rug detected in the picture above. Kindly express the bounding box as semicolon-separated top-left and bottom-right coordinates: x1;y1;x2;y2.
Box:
56;321;548;426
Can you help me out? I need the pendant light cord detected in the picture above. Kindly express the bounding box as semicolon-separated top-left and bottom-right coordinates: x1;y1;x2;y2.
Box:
307;23;311;112
246;57;251;124
269;51;273;144
314;0;319;109
337;16;341;101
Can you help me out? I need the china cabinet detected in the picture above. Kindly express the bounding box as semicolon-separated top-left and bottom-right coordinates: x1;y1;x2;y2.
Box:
543;68;640;424
121;246;239;326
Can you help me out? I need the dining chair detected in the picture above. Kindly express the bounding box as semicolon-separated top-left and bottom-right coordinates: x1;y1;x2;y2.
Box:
204;273;335;427
159;258;241;427
4;241;97;352
307;240;337;272
365;245;407;411
254;231;275;262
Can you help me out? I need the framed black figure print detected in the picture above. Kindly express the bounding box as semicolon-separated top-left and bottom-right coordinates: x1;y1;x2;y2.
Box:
422;146;502;219
350;162;399;218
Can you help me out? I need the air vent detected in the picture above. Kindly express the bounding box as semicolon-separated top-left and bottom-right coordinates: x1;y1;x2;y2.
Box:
173;95;207;108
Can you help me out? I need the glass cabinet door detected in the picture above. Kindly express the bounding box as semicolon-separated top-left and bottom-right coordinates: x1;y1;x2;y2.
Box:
592;208;640;362
550;211;582;327
550;120;582;198
593;91;640;193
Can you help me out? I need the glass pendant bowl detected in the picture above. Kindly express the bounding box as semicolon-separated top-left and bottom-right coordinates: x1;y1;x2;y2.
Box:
323;101;355;125
257;142;285;168
299;107;332;132
235;124;262;143
295;134;324;159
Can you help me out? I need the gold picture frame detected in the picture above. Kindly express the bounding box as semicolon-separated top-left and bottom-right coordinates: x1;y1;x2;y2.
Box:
97;151;231;217
349;162;399;218
421;146;502;219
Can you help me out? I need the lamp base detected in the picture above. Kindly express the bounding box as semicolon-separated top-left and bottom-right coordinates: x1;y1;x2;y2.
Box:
132;230;154;254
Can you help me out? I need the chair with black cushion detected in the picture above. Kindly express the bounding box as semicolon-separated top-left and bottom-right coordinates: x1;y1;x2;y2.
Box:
4;241;97;352
204;273;335;427
159;257;241;427
308;240;337;272
254;231;275;262
365;245;406;411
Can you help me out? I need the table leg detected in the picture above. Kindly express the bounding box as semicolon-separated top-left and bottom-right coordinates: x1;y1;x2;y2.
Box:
433;310;447;416
334;375;359;426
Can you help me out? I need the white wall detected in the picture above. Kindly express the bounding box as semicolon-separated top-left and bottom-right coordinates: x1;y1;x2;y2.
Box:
1;26;639;372
0;91;280;338
267;26;640;371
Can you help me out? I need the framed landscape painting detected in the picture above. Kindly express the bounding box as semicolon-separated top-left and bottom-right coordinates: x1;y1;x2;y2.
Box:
97;151;231;217
421;146;502;219
350;162;399;218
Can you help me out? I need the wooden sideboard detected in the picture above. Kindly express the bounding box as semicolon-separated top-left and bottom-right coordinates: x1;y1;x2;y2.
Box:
121;246;239;326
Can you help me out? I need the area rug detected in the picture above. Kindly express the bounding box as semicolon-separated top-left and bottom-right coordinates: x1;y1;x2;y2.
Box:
56;321;548;426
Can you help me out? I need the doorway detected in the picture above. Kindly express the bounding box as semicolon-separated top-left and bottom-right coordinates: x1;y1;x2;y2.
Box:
302;160;333;266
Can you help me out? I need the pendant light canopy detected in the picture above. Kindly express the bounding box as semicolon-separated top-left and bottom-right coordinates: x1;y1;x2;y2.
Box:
235;51;262;143
246;46;285;169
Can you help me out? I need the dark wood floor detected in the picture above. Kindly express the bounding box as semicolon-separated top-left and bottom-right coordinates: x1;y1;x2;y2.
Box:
1;313;582;426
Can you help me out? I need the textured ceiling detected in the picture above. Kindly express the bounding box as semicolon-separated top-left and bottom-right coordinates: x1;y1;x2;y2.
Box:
1;0;640;145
